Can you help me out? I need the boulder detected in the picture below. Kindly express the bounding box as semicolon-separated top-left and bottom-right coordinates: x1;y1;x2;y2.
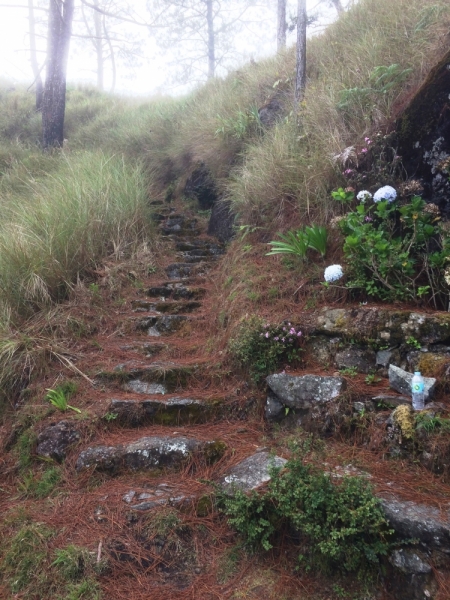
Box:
36;420;80;462
380;497;450;551
76;436;226;474
220;451;287;494
388;365;436;402
266;373;346;409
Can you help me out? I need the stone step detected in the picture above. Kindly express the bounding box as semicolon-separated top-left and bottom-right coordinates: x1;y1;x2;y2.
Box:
146;283;207;301
160;215;200;237
135;314;190;336
107;396;222;426
165;263;195;279
118;341;168;357
131;300;201;314
176;254;214;264
75;435;226;474
175;240;224;256
97;361;195;393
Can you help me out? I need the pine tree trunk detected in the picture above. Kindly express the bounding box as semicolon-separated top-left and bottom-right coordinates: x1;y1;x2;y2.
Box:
42;0;75;149
294;0;307;105
206;0;215;79
277;0;286;52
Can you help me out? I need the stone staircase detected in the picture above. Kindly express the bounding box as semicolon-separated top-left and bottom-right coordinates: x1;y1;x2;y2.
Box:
30;204;450;599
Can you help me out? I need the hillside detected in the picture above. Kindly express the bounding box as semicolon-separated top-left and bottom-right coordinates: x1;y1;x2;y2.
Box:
1;0;450;598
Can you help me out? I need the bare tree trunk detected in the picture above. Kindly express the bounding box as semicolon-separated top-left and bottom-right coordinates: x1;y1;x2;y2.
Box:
294;0;307;106
205;0;215;79
42;0;75;149
330;0;344;14
277;0;286;52
28;0;44;110
93;0;103;89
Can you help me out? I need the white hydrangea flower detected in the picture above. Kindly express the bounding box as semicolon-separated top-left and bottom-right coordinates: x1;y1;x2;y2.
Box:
324;264;344;282
357;190;372;203
373;185;397;203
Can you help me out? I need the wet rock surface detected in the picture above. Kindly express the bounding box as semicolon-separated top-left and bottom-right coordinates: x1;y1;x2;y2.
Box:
36;420;80;462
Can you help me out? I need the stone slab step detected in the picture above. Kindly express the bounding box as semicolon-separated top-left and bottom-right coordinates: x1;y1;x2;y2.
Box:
160;215;200;237
165;263;195;279
122;483;193;511
135;314;190;335
131;300;201;314
146;283;207;301
119;342;168;357
107;396;220;425
75;435;226;474
96;361;194;393
175;240;224;255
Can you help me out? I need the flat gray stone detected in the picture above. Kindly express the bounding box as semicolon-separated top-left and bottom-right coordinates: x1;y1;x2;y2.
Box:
380;497;450;551
335;346;376;373
220;451;287;493
76;435;225;474
266;373;346;409
389;365;436;401
124;380;167;395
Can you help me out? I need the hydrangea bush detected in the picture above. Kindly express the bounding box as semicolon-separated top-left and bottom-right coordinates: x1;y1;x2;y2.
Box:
229;316;302;381
336;188;450;305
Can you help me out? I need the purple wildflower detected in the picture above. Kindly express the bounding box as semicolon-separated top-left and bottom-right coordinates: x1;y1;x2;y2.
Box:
265;332;269;338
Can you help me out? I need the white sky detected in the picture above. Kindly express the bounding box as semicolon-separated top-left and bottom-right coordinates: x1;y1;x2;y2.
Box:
0;0;351;96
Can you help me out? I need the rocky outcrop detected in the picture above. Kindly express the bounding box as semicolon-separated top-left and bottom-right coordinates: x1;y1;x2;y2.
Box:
396;48;450;214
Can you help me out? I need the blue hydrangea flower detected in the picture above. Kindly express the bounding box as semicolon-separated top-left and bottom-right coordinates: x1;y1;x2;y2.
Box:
373;185;397;203
357;190;372;203
324;264;344;282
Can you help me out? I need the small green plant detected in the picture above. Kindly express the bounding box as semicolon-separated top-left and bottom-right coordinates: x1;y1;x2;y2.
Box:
414;411;450;434
46;384;81;414
331;187;355;203
406;336;421;350
18;466;61;498
266;224;328;260
339;366;358;377
103;411;118;422
365;373;381;385
52;545;90;581
218;454;391;575
228;316;303;382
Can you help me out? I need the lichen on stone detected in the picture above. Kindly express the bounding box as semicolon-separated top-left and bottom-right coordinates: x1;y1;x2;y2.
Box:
392;405;415;440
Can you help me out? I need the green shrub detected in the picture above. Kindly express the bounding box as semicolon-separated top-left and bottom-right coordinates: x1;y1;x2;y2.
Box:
219;455;391;575
228;316;302;381
339;194;449;306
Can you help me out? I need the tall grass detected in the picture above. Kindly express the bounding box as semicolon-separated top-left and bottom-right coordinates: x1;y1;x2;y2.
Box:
0;151;152;321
